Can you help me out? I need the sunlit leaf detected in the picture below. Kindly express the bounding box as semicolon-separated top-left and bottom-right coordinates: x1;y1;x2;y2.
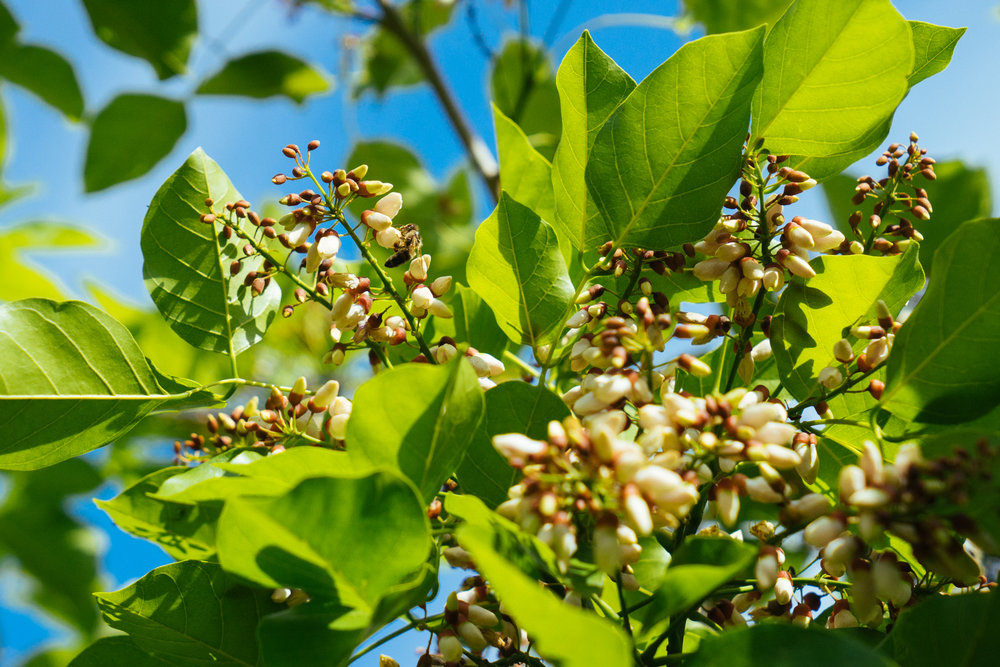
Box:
347;357;483;503
491;39;561;160
688;624;892;666
883;219;1000;423
0;222;100;301
586;27;764;249
141;148;280;355
551;31;635;255
0;299;214;470
908;21;966;86
751;0;913;159
493;104;554;224
771;245;924;401
467;192;574;347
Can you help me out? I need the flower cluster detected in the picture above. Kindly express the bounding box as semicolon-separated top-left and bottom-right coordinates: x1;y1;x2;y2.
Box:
845;133;938;255
817;299;901;392
173;377;352;464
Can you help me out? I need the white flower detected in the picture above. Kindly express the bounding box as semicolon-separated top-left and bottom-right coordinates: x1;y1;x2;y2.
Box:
376;226;401;248
374;192;403;218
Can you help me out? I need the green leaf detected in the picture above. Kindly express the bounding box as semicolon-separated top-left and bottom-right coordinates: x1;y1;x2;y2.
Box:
0;299;207;470
491;39;561;160
771;246;924;401
908;21;966;86
0;222;100;301
551;31;636;254
257;564;434;667
354;0;454;97
141;147;280;355
750;0;913;158
683;0;794;34
458;381;569;507
823;161;991;274
0;1;18;48
892;589;1000;667
493;103;554;224
96;467;221;560
0;44;84;120
586;27;764;249
467;192;574;347
85;94;186;191
0;459;101;634
197;50;331;104
347;357;483;503
687;624;893;666
80;0;197;79
458;522;633;667
633;536;755;638
882;219;1000;423
216;472;431;609
95;560;279;666
70;636;171;667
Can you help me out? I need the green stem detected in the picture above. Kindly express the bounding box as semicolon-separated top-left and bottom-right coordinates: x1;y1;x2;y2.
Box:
503;348;540;379
348;613;444;664
787;365;879;419
615;572;633;637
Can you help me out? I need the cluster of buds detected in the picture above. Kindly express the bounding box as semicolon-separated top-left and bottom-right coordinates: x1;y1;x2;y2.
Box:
595;244;687;281
492;411;700;572
845;133;937;255
690;161;843;310
563;290;673;374
414;338;506;389
173;378;352;463
817;299;901;392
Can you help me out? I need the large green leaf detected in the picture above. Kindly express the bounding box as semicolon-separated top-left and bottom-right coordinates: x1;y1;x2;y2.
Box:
551;31;636;254
80;0;197;79
458;381;569;507
458;522;633;667
823;161;991;275
493;104;554;224
788;19;962;184
770;246;924;401
882;219;1000;423
0;459;101;634
0;44;84;120
347;357;483;503
70;637;171;667
0;223;100;301
892;589;1000;667
750;0;912;158
197;50;331;104
85;94;187;192
684;0;794;34
141;148;280;356
688;624;892;666
216;472;431;609
0;299;208;470
908;21;966;86
467;192;574;347
585;27;764;249
96;467;222;561
95;560;279;666
491;38;561;160
633;537;756;639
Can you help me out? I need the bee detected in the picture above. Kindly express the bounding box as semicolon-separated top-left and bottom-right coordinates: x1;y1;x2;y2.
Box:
384;223;423;268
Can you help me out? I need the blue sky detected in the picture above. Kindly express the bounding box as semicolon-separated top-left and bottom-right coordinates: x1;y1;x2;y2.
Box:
0;0;997;664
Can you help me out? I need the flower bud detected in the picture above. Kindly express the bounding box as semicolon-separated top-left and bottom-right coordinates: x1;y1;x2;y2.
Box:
567;308;591;328
678;353;711;377
804;514;845;548
785;221;815;249
375;226;402;249
438;632;463;662
777;250;816;278
379;656;399;667
467;604;498;629
774;571;794;605
693;257;731;281
493;433;547;460
430;275;453;296
818;366;843;389
429;298;453;319
756;550;779;591
762;264;785;291
443;546;475;569
409;254;431;281
362;210;394;232
309;380;340;411
374;192;402;218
